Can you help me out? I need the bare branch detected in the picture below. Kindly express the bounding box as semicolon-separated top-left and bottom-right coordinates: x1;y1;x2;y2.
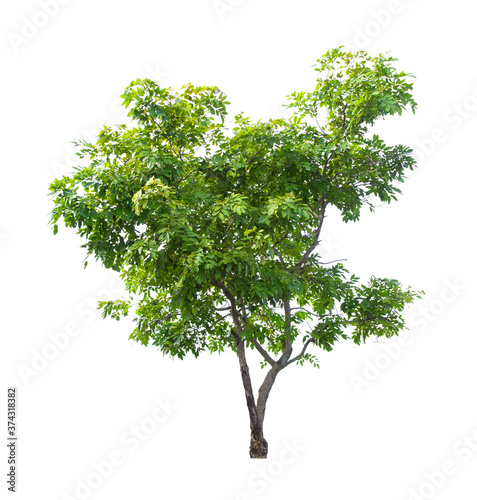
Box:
290;307;320;317
250;338;278;366
318;258;347;266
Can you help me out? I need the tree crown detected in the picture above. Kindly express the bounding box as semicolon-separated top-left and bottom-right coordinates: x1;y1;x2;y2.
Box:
49;48;422;366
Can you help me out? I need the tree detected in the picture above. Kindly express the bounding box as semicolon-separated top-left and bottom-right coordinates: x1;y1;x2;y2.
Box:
49;48;422;458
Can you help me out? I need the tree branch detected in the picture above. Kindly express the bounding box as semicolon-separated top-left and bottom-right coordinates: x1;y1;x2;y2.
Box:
272;231;290;249
210;279;245;340
257;363;282;426
277;299;293;367
284;337;316;367
314;114;325;134
249;338;278;366
274;247;286;268
292;194;327;275
225;215;236;233
239;298;278;366
318;258;347;266
354;314;396;324
290;307;320;317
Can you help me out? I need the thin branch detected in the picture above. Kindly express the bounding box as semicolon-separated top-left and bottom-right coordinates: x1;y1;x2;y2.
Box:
240;298;248;324
284;338;315;367
250;338;278;366
210;279;241;330
152;117;185;164
211;280;279;366
305;320;314;332
240;298;279;366
355;315;395;324
341;103;348;132
272;231;290;249
314;114;324;134
318;258;347;266
271;232;290;269
292;194;327;275
277;299;293;367
290;307;320;318
225;215;236;233
274;247;286;268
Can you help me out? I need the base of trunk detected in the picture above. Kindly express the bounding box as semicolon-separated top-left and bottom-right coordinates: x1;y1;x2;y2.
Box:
250;434;268;459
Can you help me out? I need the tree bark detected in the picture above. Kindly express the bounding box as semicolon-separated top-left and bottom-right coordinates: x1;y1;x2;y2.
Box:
257;364;282;428
235;337;269;458
250;429;268;459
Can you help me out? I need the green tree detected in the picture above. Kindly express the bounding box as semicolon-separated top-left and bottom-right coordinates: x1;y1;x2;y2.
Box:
49;48;422;458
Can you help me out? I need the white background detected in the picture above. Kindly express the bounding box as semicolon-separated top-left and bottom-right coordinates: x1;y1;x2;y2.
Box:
2;1;477;499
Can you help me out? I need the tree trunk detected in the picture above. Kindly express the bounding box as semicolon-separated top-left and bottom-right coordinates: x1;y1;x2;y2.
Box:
234;337;269;458
235;334;288;458
250;430;268;459
211;280;273;459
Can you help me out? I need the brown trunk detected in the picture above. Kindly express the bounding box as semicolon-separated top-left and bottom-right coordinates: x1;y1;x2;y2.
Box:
250;431;268;459
235;329;288;458
235;339;269;458
210;280;272;459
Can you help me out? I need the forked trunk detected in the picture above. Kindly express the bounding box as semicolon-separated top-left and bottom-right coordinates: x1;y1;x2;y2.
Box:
212;281;284;459
228;307;287;458
233;336;269;458
237;343;283;458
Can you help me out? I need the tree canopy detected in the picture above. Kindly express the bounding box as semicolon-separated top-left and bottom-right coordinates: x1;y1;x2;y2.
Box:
49;48;422;457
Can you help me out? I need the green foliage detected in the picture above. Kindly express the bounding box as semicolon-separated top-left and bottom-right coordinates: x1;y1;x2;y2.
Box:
49;48;422;366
